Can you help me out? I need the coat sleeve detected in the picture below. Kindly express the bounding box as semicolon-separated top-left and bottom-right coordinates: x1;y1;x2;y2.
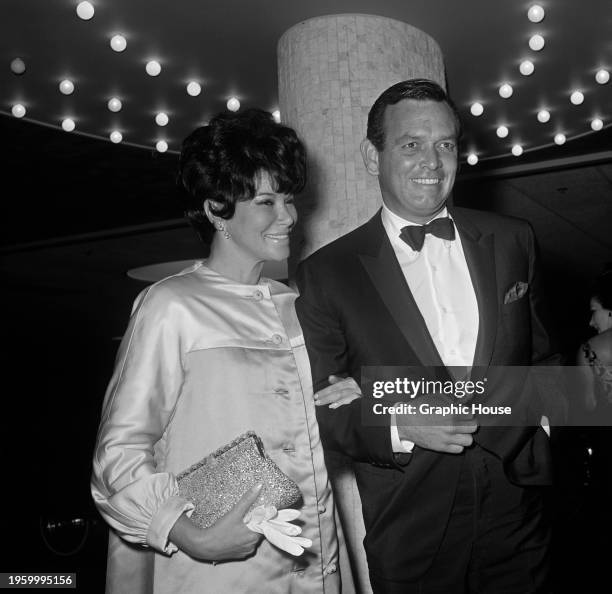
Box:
295;258;397;466
91;286;194;555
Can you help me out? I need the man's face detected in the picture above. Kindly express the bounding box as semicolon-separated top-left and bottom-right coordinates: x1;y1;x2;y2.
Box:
363;99;459;223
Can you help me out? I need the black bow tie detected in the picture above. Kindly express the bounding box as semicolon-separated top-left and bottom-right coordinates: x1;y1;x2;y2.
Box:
399;217;456;252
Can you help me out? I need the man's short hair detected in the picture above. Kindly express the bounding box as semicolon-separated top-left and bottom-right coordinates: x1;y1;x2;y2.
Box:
366;79;462;151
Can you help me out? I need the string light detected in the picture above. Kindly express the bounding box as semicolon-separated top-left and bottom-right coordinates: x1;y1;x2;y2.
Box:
554;133;566;145
595;69;610;84
496;125;509;138
511;144;523;156
186;82;201;96
470;102;484;116
110;35;127;52
11;104;26;118
591;118;603;131
529;34;545;51
62;118;76;132
467;153;478;165
519;60;534;76
107;97;122;112
59;79;74;95
527;5;545;23
155;112;169;126
76;2;95;20
227;97;240;112
570;91;584;105
537;109;551;123
10;58;26;74
498;83;513;99
156;140;168;153
110;131;123;143
146;61;161;76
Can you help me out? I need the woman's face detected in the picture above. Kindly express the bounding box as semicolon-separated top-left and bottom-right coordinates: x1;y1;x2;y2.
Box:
224;172;297;263
589;297;612;334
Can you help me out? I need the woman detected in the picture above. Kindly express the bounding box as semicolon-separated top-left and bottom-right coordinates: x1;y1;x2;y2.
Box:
91;109;346;593
576;266;612;410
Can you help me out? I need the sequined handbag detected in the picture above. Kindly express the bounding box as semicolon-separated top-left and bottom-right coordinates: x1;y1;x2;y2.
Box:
176;431;302;529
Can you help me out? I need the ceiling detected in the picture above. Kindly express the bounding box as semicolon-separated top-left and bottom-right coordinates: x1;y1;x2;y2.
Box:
2;0;611;164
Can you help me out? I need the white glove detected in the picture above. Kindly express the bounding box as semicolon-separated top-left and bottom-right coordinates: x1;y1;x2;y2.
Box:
244;506;312;556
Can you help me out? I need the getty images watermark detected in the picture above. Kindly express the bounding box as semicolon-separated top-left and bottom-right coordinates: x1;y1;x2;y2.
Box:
360;366;612;427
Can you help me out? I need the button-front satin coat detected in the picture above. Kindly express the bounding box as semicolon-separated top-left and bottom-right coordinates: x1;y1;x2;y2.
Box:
91;262;340;593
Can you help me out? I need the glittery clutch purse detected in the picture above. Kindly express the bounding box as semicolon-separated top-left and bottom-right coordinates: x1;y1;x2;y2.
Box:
176;431;302;528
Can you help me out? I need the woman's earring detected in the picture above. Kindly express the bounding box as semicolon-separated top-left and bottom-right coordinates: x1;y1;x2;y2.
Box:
215;221;231;239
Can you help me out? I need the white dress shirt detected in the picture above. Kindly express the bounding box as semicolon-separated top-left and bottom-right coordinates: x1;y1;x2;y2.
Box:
380;204;480;453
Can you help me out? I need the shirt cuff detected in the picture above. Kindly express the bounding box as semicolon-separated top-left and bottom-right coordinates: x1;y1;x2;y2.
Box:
390;414;415;453
147;495;195;554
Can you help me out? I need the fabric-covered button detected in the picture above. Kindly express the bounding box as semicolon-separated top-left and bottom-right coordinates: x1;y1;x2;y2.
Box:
271;333;283;345
252;289;263;301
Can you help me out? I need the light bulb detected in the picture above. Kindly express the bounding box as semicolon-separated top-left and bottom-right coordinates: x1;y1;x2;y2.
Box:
570;91;584;105
62;118;76;132
59;79;74;95
146;61;161;76
470;102;484;116
227;97;240;112
496;125;509;138
186;82;201;96
107;97;122;112
467;153;478;166
11;104;26;118
537;109;550;123
527;5;545;23
76;1;95;20
519;60;534;76
155;112;169;126
110;131;123;143
554;133;566;145
511;144;523;157
595;69;610;85
156;140;168;153
10;58;26;74
272;110;281;123
499;83;513;99
110;35;127;52
591;118;603;131
529;34;545;51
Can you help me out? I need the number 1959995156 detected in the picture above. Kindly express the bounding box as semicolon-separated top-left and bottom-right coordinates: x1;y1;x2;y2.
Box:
0;574;75;589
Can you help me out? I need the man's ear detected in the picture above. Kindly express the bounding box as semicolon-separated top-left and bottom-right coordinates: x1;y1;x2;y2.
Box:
360;138;380;176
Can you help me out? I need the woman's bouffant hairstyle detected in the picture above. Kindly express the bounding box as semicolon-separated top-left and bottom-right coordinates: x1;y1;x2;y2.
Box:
366;79;462;151
592;264;612;310
178;108;306;243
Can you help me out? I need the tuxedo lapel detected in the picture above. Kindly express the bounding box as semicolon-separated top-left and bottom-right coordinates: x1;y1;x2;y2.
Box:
358;215;445;368
451;209;498;369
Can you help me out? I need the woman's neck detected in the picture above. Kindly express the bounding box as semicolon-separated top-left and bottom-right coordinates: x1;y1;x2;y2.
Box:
206;240;264;285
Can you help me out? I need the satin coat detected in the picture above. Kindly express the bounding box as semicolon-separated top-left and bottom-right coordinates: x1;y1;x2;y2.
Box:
91;262;339;594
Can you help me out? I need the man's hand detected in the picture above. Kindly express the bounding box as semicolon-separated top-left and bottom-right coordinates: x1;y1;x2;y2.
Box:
314;375;362;409
396;396;478;454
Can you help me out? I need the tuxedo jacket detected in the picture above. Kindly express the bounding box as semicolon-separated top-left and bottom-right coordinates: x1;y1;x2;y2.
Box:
295;207;556;581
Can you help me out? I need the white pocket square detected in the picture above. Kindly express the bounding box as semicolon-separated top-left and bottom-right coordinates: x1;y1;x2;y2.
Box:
504;281;529;304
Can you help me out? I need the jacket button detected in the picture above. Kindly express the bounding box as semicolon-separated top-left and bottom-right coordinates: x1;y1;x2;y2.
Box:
252;290;263;301
271;333;283;345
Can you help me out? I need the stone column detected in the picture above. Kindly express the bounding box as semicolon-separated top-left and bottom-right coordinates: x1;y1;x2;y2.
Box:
278;13;445;269
277;15;446;594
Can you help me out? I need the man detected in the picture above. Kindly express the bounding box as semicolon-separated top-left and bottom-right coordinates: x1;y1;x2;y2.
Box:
295;79;555;593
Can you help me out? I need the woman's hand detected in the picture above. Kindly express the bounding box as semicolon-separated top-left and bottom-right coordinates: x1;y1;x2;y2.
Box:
314;375;362;408
169;484;264;562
